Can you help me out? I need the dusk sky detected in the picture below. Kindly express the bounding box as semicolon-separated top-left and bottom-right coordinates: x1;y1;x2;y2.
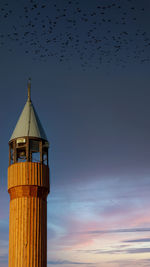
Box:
0;0;150;266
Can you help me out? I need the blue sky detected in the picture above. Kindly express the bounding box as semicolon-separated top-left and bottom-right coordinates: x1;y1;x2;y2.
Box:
0;0;150;266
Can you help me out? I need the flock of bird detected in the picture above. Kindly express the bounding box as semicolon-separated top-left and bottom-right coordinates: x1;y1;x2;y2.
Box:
0;0;150;70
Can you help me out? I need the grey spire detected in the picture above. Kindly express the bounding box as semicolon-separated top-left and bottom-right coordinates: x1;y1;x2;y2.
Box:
10;82;48;141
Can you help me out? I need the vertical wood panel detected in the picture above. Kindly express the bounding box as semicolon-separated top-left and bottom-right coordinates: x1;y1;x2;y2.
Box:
9;198;47;267
15;198;18;267
8;201;12;267
12;200;14;267
27;197;30;267
39;198;41;267
8;162;49;190
18;199;20;267
35;164;37;186
36;198;39;267
20;198;23;267
8;162;49;267
24;197;27;266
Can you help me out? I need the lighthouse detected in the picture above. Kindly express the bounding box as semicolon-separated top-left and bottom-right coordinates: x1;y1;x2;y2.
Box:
8;80;50;267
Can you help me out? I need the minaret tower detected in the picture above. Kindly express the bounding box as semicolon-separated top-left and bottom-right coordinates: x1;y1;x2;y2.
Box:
8;80;50;267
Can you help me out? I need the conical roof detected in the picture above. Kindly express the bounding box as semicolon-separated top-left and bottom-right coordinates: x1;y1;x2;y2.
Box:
10;98;48;142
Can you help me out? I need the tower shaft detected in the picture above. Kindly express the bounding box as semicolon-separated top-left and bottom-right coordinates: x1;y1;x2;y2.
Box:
8;162;50;267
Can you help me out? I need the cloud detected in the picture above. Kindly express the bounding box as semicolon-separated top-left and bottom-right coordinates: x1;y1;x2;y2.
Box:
78;247;150;255
0;255;8;264
123;238;150;243
105;258;150;267
47;260;92;265
126;248;150;254
0;220;9;249
85;227;150;235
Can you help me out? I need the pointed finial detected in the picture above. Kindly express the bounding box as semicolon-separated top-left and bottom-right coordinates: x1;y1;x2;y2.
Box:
28;78;31;101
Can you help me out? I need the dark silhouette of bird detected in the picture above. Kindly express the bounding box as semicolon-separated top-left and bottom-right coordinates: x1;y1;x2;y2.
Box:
0;0;149;70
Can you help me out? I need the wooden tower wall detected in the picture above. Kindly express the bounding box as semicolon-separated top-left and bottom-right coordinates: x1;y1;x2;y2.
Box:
8;162;50;267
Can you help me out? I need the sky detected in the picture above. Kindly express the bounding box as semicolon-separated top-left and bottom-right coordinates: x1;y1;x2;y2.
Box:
0;0;150;266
